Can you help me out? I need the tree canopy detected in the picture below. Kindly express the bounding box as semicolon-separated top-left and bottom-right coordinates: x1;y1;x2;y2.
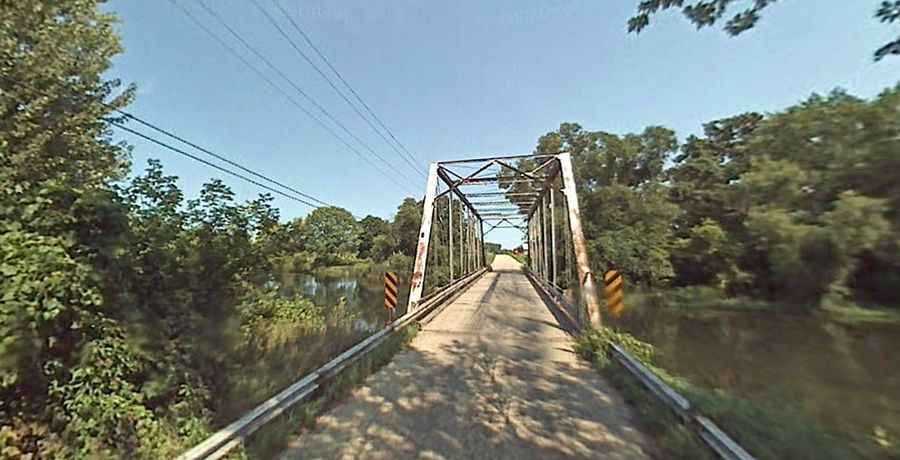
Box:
628;0;900;61
524;85;900;306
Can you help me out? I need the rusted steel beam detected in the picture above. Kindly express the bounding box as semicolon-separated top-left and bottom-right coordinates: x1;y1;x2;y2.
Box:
542;194;550;281
407;163;441;311
496;159;539;179
448;192;455;282
465;192;540;198
530;157;558;175
437;153;559;165
435;167;483;220
550;187;558;285
459;176;550;185
469;200;534;206
558;153;602;327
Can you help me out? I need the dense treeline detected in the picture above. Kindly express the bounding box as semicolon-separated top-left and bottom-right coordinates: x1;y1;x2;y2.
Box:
527;86;900;308
0;1;421;456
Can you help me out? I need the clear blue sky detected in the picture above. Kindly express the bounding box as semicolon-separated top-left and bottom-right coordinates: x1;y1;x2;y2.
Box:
107;0;898;249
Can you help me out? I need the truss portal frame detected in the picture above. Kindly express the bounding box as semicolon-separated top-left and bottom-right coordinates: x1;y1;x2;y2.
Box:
407;152;603;328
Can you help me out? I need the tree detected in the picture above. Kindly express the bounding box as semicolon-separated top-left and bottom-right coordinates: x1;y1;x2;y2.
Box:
0;1;143;456
301;206;361;264
666;87;900;302
357;215;392;259
628;0;899;61
393;198;422;257
525;123;680;284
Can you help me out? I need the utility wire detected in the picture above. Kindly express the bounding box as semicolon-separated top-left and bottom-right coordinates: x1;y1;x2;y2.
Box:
262;0;428;180
2;73;336;208
117;111;332;207
271;0;426;179
170;0;417;196
193;0;423;192
110;121;321;209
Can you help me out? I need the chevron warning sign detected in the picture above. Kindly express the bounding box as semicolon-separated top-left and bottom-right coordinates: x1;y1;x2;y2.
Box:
603;270;625;317
384;272;399;313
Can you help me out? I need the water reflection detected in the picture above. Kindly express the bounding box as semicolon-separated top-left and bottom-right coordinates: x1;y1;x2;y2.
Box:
611;308;900;452
282;268;410;333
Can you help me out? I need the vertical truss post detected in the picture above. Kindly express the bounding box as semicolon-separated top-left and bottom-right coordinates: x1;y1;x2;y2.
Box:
531;213;541;276
558;153;602;327
550;186;558;286
542;192;550;282
473;216;478;269
472;217;477;270
526;217;532;270
479;219;486;268
531;211;541;276
563;197;572;288
448;192;454;282
463;208;469;274
535;202;541;276
458;202;464;275
408;163;440;311
467;212;473;273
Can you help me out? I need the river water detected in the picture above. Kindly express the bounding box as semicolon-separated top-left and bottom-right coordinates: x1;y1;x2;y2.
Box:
610;307;900;455
287;269;899;455
283;267;410;332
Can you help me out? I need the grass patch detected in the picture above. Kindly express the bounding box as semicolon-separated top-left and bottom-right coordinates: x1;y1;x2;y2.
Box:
630;286;900;325
242;325;418;459
576;327;863;460
630;286;786;312
819;302;900;326
504;251;526;264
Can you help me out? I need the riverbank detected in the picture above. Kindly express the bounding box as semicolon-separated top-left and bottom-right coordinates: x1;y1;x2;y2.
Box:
607;290;900;459
627;286;900;325
576;328;875;459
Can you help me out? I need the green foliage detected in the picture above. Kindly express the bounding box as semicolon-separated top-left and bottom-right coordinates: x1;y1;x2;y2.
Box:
393;198;423;257
0;3;422;449
357;215;391;259
302;207;361;265
628;1;898;61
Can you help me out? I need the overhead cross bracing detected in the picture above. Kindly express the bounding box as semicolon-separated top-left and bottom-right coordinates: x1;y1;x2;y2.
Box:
406;152;604;329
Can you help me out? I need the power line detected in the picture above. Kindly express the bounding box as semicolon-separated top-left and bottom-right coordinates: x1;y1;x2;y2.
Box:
169;0;417;196
1;73;337;208
117;111;333;207
110;121;322;209
271;0;427;179
193;0;424;192
261;0;427;180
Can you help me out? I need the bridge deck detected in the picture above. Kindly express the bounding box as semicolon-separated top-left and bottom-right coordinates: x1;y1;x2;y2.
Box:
281;255;651;459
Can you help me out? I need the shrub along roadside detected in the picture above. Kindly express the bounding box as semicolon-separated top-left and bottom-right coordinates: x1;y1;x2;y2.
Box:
575;327;862;460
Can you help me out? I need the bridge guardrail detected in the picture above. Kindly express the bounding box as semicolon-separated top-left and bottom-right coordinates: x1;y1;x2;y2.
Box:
176;267;488;460
523;268;756;460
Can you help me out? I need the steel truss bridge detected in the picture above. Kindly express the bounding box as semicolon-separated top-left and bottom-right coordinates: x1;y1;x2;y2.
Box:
177;153;755;460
